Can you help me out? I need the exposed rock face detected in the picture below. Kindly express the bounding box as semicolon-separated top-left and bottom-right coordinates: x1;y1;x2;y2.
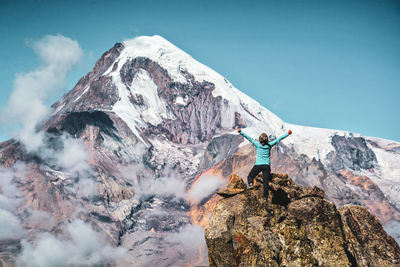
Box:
119;57;244;145
340;205;400;267
205;174;400;267
327;134;377;171
50;42;124;114
201;134;243;170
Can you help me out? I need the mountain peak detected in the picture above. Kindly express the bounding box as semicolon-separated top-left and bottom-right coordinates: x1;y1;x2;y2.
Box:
121;35;235;95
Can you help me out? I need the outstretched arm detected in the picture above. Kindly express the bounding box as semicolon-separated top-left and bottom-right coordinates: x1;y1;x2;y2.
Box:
237;128;258;147
269;130;292;147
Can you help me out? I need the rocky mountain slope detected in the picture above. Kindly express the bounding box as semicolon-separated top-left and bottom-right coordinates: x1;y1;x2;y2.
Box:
0;35;399;266
205;174;400;266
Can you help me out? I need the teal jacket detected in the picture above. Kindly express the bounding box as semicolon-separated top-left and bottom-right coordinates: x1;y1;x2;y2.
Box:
240;131;289;166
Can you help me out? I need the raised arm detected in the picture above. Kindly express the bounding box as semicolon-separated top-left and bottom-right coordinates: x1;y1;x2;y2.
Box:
237;129;258;147
269;130;292;147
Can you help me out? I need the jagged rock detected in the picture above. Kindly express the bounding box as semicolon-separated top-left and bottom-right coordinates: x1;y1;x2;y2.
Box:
217;188;245;198
340;205;400;267
327;134;377;171
205;174;400;267
217;174;246;197
226;174;247;190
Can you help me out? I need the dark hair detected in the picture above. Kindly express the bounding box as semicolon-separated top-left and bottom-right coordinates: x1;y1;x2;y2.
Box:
259;133;269;146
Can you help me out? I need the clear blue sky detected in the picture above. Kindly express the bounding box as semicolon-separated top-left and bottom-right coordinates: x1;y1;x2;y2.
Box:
1;0;399;142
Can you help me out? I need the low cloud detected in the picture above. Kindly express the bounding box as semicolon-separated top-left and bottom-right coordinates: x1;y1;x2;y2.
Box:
0;164;25;240
37;133;95;191
186;175;224;205
0;164;24;210
164;224;208;266
76;178;96;198
0;209;24;240
55;134;91;176
17;219;126;267
129;224;209;266
2;34;83;152
134;175;186;200
2;34;94;196
121;165;187;201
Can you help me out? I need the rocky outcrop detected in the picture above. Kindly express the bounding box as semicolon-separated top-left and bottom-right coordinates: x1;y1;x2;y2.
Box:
340;205;400;266
327;134;377;171
50;42;124;114
205;174;400;267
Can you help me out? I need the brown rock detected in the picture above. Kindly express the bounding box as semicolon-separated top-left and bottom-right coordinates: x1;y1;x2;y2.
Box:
216;188;245;198
226;174;247;190
340;205;400;267
216;174;247;198
205;173;400;267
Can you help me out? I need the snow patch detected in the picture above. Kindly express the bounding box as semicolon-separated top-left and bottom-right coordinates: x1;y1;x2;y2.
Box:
110;65;147;144
130;69;175;125
175;95;188;106
359;137;400;209
74;85;90;102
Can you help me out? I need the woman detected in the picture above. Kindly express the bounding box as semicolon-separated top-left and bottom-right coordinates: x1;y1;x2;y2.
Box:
237;128;292;200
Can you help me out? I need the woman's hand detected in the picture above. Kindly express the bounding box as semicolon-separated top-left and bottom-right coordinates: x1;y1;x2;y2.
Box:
237;128;241;133
288;129;292;135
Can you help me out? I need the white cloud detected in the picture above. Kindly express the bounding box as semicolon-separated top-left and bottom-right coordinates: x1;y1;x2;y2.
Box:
186;175;224;205
134;175;186;200
164;224;208;266
0;164;25;240
36;132;95;185
1;34;92;179
121;165;187;200
0;163;25;209
56;134;91;176
17;219;127;267
0;209;24;240
148;176;186;199
44;133;96;196
76;178;96;198
3;34;83;152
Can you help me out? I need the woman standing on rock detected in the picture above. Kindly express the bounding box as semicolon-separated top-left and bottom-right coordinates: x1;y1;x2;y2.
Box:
237;128;292;200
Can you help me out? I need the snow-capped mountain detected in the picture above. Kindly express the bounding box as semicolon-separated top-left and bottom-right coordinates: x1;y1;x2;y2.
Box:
1;35;399;266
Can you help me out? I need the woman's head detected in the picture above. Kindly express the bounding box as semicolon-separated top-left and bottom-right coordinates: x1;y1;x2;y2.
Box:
259;133;269;146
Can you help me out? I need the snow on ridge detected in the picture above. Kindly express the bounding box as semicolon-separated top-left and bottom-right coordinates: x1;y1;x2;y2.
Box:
115;35;288;144
122;35;237;96
110;35;400;168
121;36;262;109
113;35;337;161
364;136;400;148
284;123;349;162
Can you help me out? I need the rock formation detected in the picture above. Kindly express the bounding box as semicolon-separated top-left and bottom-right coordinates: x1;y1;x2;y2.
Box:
205;174;400;266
